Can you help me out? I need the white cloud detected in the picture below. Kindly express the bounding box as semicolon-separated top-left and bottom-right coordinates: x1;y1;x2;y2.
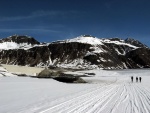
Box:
0;10;78;21
0;28;61;33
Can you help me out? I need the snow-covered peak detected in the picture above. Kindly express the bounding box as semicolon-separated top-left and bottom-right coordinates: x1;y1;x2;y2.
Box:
0;35;42;50
0;35;40;44
61;35;139;49
66;35;104;45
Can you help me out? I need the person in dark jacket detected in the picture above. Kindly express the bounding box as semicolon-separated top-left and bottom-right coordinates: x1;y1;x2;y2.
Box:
139;77;142;83
131;76;133;82
136;77;138;82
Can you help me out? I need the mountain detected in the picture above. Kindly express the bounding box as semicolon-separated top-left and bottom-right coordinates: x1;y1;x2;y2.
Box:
0;35;40;44
0;35;40;50
0;35;149;69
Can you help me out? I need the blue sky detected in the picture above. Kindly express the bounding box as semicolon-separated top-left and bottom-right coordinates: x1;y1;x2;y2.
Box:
0;0;150;46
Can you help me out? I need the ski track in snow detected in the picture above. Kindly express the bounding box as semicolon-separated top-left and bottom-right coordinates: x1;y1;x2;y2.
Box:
35;82;150;113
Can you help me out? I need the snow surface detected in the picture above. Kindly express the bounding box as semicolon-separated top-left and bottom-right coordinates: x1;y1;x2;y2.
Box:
0;42;32;50
103;39;138;49
0;42;47;50
65;35;139;49
66;36;104;45
0;67;150;113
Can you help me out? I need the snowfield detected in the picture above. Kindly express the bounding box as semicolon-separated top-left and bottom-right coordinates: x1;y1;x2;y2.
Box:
0;65;150;113
65;35;139;49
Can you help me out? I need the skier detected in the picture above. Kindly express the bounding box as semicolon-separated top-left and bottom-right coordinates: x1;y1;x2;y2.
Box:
131;76;133;82
136;77;138;82
139;77;142;83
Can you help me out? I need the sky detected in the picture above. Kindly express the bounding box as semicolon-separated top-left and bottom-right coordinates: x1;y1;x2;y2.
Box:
0;0;150;46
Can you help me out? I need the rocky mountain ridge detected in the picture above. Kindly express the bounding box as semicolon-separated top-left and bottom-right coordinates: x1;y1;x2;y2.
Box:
0;35;40;44
0;35;149;69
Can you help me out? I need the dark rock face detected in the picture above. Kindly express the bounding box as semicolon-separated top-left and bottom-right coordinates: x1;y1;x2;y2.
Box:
108;38;123;42
126;48;150;68
48;42;91;63
53;74;86;83
0;42;91;67
0;46;50;66
0;35;150;69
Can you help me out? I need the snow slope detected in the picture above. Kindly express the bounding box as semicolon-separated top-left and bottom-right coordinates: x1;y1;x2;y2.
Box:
65;35;139;49
0;67;150;113
0;42;32;50
0;42;46;50
66;36;104;45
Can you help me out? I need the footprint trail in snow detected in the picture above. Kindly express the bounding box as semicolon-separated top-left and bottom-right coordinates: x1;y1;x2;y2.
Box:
39;82;150;113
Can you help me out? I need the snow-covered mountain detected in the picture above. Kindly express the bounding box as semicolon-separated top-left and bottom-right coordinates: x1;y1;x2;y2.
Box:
0;35;40;50
0;35;149;69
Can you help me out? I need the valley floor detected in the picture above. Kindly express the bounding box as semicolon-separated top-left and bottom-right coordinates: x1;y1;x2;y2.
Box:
0;66;150;113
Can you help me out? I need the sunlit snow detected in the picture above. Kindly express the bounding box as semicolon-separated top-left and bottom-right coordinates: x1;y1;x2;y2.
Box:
0;66;150;113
